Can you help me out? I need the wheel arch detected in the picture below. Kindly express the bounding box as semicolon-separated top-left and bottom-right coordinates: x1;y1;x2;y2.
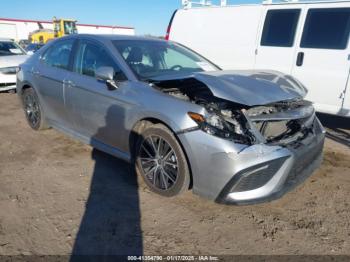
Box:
18;81;34;95
129;117;194;189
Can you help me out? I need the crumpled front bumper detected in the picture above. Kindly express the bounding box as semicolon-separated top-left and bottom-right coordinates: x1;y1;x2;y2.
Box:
177;116;325;205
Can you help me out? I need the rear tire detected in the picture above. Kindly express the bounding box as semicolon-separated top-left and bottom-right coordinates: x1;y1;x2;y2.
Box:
135;124;190;197
22;88;48;130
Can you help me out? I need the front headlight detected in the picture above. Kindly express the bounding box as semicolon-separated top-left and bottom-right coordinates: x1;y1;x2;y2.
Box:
188;112;252;144
0;67;17;75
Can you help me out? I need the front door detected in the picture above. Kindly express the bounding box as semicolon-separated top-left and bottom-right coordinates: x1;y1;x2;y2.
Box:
64;39;130;152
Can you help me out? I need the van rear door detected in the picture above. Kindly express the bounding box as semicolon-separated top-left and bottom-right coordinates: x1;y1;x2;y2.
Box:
291;5;350;115
255;5;304;74
169;5;263;70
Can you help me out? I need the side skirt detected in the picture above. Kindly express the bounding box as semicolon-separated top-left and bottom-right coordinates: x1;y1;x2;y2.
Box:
47;119;131;163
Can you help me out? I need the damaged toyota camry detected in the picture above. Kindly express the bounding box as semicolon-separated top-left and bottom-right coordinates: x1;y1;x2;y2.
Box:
17;35;326;204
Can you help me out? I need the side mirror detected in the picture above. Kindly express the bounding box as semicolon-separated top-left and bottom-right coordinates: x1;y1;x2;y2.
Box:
95;66;118;90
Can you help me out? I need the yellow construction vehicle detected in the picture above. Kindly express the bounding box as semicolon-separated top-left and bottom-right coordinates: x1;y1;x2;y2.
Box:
53;17;78;38
29;17;78;44
29;29;54;44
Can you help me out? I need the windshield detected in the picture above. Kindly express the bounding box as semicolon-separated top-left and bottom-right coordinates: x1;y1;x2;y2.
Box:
113;40;219;80
0;41;26;56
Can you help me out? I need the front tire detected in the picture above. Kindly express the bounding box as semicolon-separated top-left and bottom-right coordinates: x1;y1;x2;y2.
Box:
135;124;190;197
22;88;48;130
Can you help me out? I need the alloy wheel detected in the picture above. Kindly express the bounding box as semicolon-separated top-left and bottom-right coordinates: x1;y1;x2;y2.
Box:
24;93;40;128
139;135;178;191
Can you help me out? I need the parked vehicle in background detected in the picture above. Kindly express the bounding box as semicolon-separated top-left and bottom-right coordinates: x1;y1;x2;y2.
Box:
0;39;28;92
167;0;350;117
18;39;30;49
25;43;45;55
17;35;325;204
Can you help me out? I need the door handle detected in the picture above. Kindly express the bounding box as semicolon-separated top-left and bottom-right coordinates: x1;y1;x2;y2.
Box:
31;68;41;76
68;80;76;87
63;79;76;87
296;52;304;67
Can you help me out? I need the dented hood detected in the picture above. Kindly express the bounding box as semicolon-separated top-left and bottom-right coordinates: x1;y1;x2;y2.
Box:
152;70;307;106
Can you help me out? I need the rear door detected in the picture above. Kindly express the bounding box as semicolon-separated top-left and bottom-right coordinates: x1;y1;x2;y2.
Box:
34;39;75;126
169;6;263;70
291;6;350;115
255;6;303;74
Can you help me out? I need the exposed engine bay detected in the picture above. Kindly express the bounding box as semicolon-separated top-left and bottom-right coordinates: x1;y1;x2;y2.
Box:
150;77;316;147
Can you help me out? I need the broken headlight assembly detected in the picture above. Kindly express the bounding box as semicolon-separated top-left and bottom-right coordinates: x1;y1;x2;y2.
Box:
188;111;252;144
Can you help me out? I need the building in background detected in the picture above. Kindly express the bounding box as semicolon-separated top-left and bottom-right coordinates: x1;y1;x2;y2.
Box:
0;17;135;41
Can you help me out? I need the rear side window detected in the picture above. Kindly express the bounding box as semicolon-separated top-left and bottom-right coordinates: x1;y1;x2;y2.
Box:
41;39;74;70
300;8;350;49
261;9;301;47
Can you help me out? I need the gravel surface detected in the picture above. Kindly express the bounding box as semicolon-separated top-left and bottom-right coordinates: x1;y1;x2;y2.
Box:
0;93;349;255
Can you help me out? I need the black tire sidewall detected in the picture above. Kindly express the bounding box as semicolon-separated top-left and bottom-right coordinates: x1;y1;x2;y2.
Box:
22;88;43;130
135;124;190;197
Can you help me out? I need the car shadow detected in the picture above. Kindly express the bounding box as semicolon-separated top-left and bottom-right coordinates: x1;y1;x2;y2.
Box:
70;107;143;261
317;113;350;147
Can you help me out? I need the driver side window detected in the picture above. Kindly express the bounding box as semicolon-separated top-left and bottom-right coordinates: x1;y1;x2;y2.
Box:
74;41;126;81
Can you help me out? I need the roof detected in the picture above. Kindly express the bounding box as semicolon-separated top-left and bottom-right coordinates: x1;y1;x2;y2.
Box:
0;17;134;30
182;0;350;9
65;34;164;42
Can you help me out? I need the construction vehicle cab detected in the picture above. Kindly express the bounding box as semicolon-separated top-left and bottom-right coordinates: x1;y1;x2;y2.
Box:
29;18;77;44
53;18;77;38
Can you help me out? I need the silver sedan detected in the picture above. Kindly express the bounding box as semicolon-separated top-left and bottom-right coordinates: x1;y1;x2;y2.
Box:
16;34;325;204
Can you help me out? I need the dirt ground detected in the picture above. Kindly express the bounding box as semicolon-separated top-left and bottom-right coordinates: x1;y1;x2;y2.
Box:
0;92;349;256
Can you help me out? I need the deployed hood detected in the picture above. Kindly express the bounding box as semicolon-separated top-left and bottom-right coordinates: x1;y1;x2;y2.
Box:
0;55;29;68
151;70;307;106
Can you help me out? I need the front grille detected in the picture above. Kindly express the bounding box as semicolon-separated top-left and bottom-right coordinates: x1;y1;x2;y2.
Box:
248;102;315;145
254;120;289;139
0;83;16;88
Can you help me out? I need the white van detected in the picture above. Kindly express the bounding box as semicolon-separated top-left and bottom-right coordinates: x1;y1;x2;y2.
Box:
167;0;350;117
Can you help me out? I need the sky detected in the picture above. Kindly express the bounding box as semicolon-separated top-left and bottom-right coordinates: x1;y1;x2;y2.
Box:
0;0;259;36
